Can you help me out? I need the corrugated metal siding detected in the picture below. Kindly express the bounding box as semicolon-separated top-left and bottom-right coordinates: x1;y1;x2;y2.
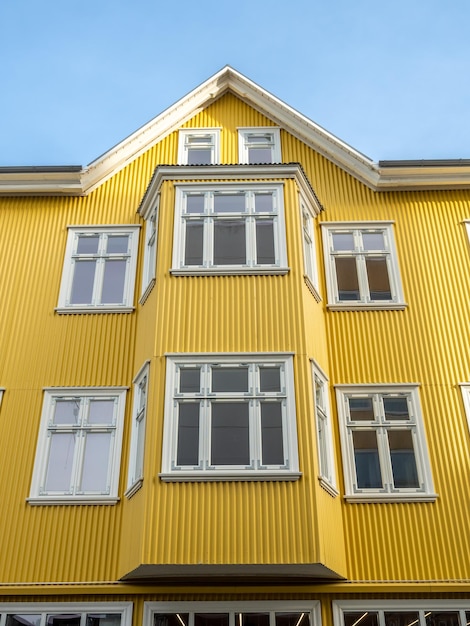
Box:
1;91;470;590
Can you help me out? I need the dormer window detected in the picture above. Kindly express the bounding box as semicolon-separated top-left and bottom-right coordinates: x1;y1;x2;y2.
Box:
178;129;220;165
238;128;281;164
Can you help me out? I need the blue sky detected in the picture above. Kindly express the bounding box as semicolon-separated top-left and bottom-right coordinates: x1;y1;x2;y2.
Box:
1;0;469;166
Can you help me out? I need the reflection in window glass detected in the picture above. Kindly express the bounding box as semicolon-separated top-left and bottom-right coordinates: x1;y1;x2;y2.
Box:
242;614;270;626
335;257;360;301
212;367;248;392
343;612;379;626
384;611;419;626
180;368;201;393
353;430;382;489
214;221;246;265
177;403;200;466
154;615;190;626
261;402;284;465
276;614;310;626
211;402;250;465
195;615;229;626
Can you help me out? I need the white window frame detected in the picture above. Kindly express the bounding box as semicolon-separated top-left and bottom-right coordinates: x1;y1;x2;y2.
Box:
312;362;337;496
178;129;221;165
333;599;470;626
161;354;300;481
321;222;405;310
141;198;159;303
0;389;4;409
238;127;282;164
57;225;140;313
336;384;436;502
0;602;133;626
460;384;470;434
126;362;150;497
29;387;127;505
145;601;320;626
171;183;288;275
300;192;320;299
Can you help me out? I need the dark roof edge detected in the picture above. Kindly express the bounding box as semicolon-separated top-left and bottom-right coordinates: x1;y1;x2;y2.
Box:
0;165;82;173
379;159;470;168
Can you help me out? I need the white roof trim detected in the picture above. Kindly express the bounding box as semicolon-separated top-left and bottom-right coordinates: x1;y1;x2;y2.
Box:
2;66;470;195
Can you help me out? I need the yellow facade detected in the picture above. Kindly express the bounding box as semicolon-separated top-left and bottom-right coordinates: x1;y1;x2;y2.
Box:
1;69;470;626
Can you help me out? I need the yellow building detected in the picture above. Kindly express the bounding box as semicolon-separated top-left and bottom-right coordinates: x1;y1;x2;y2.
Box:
1;66;470;626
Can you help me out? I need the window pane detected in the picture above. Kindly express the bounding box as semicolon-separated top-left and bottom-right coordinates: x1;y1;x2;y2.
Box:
246;134;272;143
276;614;310;626
88;399;115;424
87;615;122;626
80;432;112;492
249;147;273;163
260;366;281;392
45;432;76;492
154;615;190;626
261;401;284;465
335;257;360;300
363;231;385;250
353;430;383;488
256;219;275;264
384;611;419;626
255;193;274;212
332;232;354;251
70;260;96;304
366;258;392;300
343;613;379;626
180;367;201;393
101;259;127;303
388;429;420;488
77;235;100;254
47;616;81;626
7;615;41;626
107;235;129;254
211;402;250;465
426;613;461;626
185;221;204;265
242;615;270;626
212;367;248;392
214;193;246;213
349;397;374;421
214;221;246;264
195;616;229;626
53;399;81;424
383;397;409;420
186;195;205;214
177;403;200;465
187;148;212;165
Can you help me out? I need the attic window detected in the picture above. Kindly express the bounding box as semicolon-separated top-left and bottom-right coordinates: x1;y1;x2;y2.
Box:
178;129;220;165
238;127;281;164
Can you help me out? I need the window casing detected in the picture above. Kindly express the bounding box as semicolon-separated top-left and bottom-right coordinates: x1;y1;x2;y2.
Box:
57;226;140;313
29;388;127;504
161;354;300;481
238;128;281;164
178;129;220;165
141;199;159;302
336;385;435;502
301;194;320;297
145;601;319;626
0;603;133;626
460;384;470;434
333;600;470;626
312;363;337;495
321;222;405;310
172;184;288;275
126;363;150;496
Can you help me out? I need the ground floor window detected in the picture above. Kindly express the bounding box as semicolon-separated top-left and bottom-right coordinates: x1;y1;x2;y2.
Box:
334;601;470;626
0;603;132;626
145;603;319;626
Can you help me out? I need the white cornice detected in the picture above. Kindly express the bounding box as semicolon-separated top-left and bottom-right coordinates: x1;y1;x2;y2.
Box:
1;66;470;195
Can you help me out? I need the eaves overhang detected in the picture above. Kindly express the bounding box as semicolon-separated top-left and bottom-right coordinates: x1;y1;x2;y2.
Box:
137;163;323;220
1;67;470;196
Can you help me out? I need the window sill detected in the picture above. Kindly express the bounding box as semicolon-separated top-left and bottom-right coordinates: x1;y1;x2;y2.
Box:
125;479;143;499
344;492;438;503
319;477;339;497
304;275;321;301
27;496;120;505
327;302;407;311
56;306;135;314
170;267;290;277
160;471;301;482
139;279;156;305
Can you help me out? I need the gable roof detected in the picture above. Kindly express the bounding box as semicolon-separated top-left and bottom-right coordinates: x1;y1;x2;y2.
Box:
1;66;470;196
